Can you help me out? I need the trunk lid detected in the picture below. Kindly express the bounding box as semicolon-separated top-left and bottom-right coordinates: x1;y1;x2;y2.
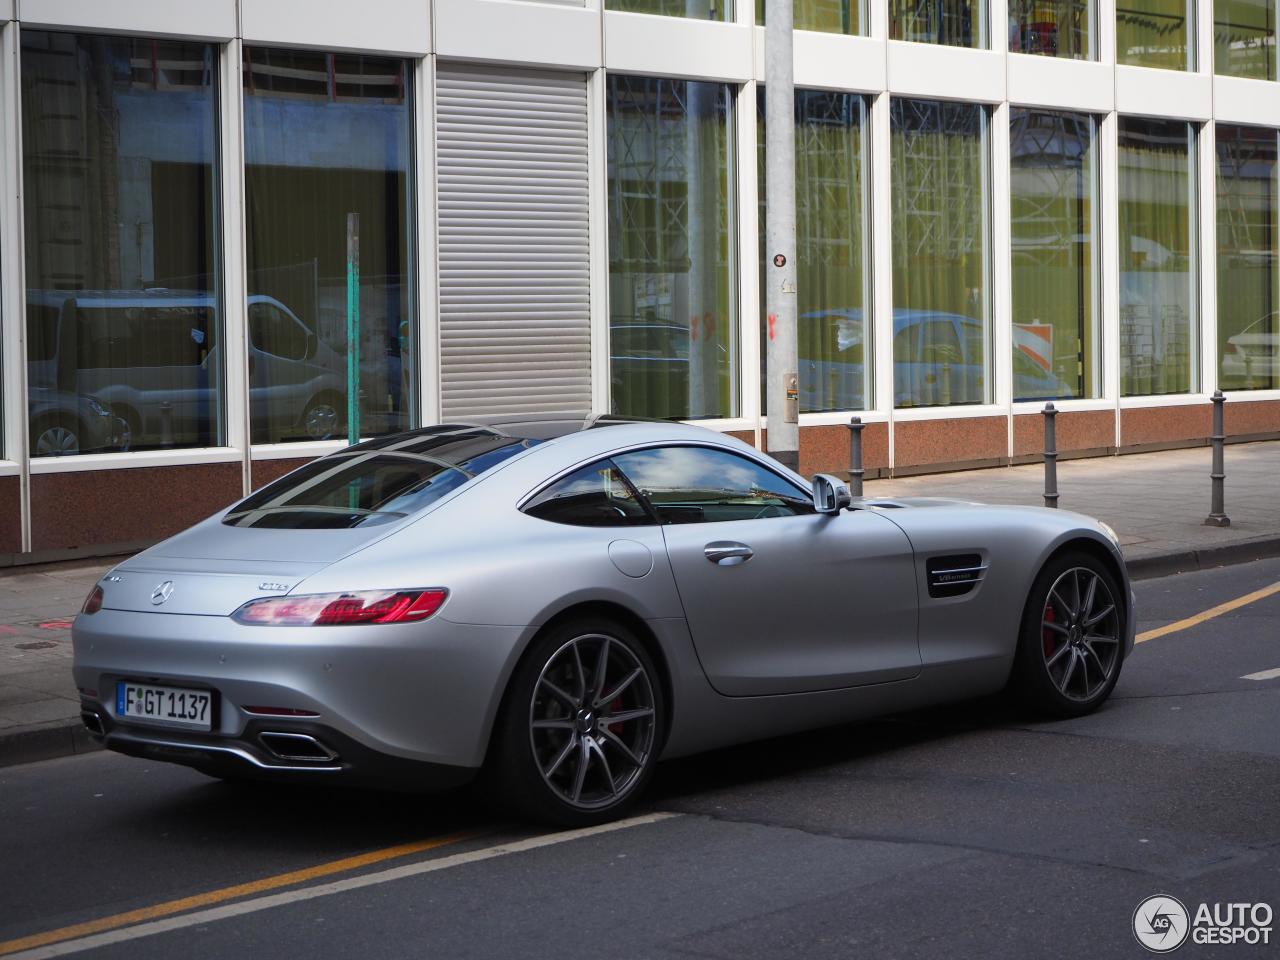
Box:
95;515;395;615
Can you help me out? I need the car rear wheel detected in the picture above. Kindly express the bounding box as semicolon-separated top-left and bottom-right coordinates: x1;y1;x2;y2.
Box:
31;417;80;457
484;619;663;827
1011;552;1125;718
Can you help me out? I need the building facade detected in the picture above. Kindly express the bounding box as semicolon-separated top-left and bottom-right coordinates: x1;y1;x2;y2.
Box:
0;0;1277;561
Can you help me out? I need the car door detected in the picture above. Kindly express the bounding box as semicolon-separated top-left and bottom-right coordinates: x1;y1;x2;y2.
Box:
612;445;920;697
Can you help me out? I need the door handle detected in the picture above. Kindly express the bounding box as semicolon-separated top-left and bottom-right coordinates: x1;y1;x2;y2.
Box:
704;541;753;566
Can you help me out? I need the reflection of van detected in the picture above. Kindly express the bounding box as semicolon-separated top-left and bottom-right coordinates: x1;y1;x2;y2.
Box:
26;290;347;448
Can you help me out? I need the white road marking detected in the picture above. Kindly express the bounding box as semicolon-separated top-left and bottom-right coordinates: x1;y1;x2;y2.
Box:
8;812;679;960
1241;667;1280;681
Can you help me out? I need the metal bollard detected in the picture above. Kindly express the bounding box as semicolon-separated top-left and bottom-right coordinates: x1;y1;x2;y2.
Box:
1205;390;1230;527
847;416;865;497
1043;402;1058;509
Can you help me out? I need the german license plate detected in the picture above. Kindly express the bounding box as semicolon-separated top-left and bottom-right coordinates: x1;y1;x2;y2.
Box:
116;682;212;731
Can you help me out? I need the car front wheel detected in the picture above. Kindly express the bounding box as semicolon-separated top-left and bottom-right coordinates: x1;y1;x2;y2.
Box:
1011;552;1126;718
485;619;663;827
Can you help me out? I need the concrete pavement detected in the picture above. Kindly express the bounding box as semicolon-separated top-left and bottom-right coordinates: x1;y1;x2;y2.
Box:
1;439;1277;770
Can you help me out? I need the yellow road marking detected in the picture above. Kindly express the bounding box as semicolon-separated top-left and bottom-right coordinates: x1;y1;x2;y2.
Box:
0;830;482;957
1136;581;1280;644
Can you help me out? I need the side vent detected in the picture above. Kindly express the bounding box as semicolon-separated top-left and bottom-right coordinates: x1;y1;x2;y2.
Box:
926;554;987;598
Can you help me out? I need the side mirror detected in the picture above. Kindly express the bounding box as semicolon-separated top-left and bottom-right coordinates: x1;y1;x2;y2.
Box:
812;473;852;515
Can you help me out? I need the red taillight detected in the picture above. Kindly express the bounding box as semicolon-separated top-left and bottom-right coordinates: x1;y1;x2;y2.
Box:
81;586;104;615
232;589;448;626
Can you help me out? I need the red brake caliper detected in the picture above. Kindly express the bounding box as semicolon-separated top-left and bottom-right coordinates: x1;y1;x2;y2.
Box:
1042;603;1057;658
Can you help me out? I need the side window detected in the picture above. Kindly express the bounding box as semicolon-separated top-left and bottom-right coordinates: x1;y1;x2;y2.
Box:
919;320;963;364
612;446;814;524
249;303;308;361
523;460;652;527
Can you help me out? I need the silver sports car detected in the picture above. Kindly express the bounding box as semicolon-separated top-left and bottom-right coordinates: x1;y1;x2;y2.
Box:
73;415;1134;825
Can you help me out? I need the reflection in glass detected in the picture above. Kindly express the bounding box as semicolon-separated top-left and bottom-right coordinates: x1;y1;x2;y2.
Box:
21;31;221;456
1119;117;1197;396
1008;0;1091;58
612;446;813;521
1215;0;1276;78
890;0;986;47
607;77;737;420
758;90;870;413
756;0;861;34
890;99;990;407
1010;109;1099;400
1217;125;1279;391
243;47;415;445
1117;0;1193;69
607;0;731;19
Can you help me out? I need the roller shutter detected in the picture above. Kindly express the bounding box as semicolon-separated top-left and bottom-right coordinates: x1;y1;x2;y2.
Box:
436;64;591;418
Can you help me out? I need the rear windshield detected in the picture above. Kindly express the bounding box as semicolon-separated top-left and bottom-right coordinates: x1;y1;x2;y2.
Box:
224;427;541;529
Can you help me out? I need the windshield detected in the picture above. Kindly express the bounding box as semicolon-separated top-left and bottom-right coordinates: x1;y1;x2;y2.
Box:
224;427;542;529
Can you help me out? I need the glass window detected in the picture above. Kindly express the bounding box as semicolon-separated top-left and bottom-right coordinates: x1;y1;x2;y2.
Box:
756;0;862;34
1217;124;1279;391
890;99;990;408
1008;0;1092;57
606;77;737;421
22;31;221;457
758;90;870;414
249;301;309;362
1119;117;1198;397
224;426;539;529
243;47;415;445
613;446;813;523
524;461;653;527
1010;109;1099;401
1117;0;1194;69
607;0;731;19
1215;0;1276;78
890;0;986;46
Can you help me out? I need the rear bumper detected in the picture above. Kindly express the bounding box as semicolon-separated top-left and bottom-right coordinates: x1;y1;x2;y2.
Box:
72;609;530;774
79;705;476;789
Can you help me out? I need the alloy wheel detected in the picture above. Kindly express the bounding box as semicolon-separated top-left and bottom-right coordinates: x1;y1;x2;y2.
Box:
304;403;339;440
529;633;656;811
1040;566;1121;702
36;425;79;457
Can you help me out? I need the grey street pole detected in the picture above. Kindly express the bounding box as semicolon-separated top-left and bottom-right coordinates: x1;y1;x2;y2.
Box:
764;0;799;471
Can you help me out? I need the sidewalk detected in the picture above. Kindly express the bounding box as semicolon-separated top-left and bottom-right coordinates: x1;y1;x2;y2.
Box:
2;440;1277;770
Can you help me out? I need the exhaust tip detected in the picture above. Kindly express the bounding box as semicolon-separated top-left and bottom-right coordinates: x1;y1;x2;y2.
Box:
259;732;338;763
81;711;105;737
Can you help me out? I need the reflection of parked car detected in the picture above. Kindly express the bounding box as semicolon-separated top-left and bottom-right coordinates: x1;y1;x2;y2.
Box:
27;388;130;457
27;290;350;447
801;310;1076;407
1220;313;1279;389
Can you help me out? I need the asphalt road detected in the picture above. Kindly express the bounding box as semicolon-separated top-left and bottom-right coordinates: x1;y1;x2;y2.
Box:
2;558;1279;959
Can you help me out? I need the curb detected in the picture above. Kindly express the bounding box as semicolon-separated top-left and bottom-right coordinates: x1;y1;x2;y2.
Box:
0;718;102;769
1126;534;1280;580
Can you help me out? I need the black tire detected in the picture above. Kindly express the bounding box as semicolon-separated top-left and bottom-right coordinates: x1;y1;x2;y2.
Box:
1010;551;1126;719
483;618;664;827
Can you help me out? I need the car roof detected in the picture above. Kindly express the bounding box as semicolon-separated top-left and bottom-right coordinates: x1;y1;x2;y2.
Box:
347;413;673;450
